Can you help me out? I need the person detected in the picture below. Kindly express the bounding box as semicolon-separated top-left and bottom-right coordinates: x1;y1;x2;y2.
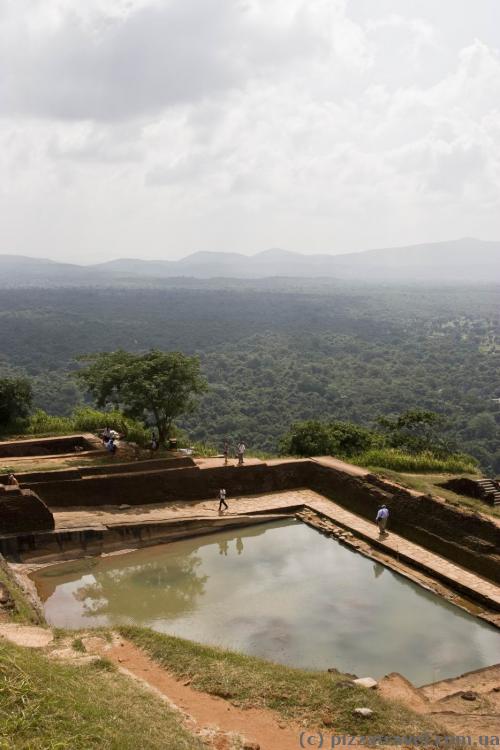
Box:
218;488;228;513
223;441;229;466
106;437;117;456
149;434;159;457
7;474;19;486
375;504;389;536
101;426;111;445
237;441;246;466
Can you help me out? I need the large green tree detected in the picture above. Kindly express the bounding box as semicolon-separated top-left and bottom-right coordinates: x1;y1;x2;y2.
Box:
279;419;378;457
377;409;451;455
77;350;207;444
0;377;32;429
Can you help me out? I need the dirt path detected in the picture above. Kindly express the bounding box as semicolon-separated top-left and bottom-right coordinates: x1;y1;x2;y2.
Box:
100;637;303;750
2;622;499;748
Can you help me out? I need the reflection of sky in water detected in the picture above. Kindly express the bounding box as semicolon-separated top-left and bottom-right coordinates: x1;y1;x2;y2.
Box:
33;520;500;685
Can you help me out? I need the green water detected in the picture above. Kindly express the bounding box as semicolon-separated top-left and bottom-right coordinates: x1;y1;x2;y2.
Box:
32;519;499;685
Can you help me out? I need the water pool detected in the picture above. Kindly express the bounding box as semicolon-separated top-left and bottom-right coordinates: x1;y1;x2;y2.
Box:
32;519;499;685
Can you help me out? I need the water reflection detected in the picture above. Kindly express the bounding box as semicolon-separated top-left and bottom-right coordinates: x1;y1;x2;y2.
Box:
73;557;207;622
32;519;500;685
218;540;229;556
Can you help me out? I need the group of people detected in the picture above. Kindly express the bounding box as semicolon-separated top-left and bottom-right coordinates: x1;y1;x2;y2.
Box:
222;440;246;466
101;426;118;455
101;427;391;536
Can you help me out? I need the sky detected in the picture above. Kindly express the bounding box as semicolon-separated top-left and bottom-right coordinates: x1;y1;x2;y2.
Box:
0;0;499;263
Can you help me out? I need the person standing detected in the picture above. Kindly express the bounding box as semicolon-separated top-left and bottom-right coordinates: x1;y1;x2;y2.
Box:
106;437;117;456
149;432;159;458
223;441;229;466
237;441;246;466
375;504;389;536
218;488;228;513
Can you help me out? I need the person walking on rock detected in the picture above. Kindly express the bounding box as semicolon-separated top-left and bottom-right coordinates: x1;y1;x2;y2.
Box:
375;504;389;536
218;488;228;513
237;441;246;466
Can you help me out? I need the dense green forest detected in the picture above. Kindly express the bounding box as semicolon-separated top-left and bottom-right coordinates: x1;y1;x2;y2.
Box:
0;282;498;472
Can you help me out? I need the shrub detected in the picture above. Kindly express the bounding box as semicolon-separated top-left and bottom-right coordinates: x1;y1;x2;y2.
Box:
26;407;149;447
280;419;380;457
26;409;71;435
353;448;478;474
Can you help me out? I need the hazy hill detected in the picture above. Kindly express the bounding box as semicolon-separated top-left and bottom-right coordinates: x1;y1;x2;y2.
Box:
1;238;499;286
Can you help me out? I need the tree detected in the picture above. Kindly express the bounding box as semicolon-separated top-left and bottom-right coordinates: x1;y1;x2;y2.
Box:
280;419;378;457
0;377;32;429
377;409;450;455
76;350;207;444
467;413;497;441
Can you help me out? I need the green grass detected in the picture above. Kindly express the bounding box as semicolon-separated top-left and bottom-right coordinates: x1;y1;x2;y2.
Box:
25;406;149;446
0;638;202;750
71;637;86;653
120;626;443;737
353;448;478;474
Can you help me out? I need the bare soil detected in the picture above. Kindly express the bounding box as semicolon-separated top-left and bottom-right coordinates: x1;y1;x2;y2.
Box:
88;635;304;750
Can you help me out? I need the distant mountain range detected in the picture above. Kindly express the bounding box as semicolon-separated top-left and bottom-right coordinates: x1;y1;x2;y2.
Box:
1;238;499;286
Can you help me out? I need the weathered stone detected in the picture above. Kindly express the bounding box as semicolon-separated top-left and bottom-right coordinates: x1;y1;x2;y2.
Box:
461;691;477;701
243;742;260;750
119;504;131;509
0;583;10;604
0;624;54;648
353;677;378;689
353;708;373;718
0;487;54;534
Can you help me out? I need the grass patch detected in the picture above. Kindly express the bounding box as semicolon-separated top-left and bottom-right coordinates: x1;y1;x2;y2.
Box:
120;626;443;737
0;638;201;750
25;406;149;447
353;448;478;474
0;561;43;625
71;637;86;653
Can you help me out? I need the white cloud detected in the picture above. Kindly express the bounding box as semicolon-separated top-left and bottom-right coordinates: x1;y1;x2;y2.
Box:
0;0;499;261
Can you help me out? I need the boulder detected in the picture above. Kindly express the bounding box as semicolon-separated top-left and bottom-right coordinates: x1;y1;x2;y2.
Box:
461;691;477;701
353;677;378;689
353;708;373;718
0;486;54;533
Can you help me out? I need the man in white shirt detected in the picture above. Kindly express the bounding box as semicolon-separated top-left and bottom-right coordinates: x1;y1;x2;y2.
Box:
218;488;228;513
237;442;246;466
375;505;389;536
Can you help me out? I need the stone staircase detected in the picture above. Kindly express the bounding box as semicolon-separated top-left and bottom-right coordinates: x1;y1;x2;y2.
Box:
476;478;500;506
440;476;500;506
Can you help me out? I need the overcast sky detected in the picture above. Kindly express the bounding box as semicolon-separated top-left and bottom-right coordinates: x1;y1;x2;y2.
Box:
1;0;499;263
